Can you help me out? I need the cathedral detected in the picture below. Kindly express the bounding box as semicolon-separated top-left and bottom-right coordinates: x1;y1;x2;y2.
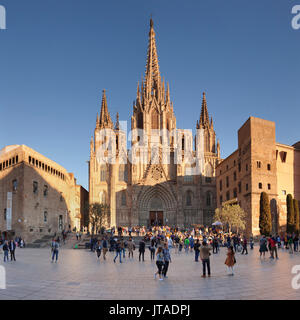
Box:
89;19;221;228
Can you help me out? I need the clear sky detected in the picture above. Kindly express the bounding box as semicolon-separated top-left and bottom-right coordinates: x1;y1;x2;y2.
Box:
0;0;299;190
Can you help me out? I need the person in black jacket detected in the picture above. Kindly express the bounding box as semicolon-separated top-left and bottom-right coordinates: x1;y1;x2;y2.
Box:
139;239;146;262
194;239;200;262
9;240;16;261
3;241;9;262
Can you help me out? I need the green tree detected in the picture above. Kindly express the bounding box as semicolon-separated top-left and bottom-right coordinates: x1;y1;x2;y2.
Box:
89;202;110;235
259;192;272;236
294;199;300;234
214;204;246;233
287;194;294;233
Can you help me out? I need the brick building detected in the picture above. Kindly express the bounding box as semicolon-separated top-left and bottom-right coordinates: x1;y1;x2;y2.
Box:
216;117;300;235
0;145;88;242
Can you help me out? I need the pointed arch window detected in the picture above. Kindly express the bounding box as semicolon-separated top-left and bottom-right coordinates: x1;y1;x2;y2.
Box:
99;191;107;204
151;109;159;129
118;164;128;182
137;112;143;129
186;190;193;206
121;190;127;206
206;191;213;207
100;165;107;182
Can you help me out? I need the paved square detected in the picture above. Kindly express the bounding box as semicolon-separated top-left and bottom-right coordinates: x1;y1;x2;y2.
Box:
0;246;299;300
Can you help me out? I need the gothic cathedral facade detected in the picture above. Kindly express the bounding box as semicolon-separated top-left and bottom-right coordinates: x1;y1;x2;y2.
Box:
89;19;221;228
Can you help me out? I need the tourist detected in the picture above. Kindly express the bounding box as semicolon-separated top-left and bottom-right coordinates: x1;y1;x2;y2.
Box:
163;243;171;278
120;238;126;259
8;239;16;261
139;238;146;262
3;241;9;262
241;237;248;255
259;235;268;258
184;237;190;253
127;237;135;259
225;246;236;275
200;240;211;278
51;239;60;263
113;239;122;263
154;247;164;281
96;240;102;260
250;235;254;250
194;239;200;262
293;234;299;252
288;235;293;254
149;238;156;261
268;236;278;259
212;237;219;254
102;237;108;260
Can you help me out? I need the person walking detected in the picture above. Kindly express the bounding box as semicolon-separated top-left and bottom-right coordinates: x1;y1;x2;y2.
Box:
250;236;254;250
162;243;171;278
288;235;293;254
96;240;102;260
154;247;165;281
149;238;156;261
194;239;200;262
127;237;135;259
241;237;248;255
51;239;60;263
269;236;279;259
200;241;211;278
102;237;108;260
9;240;16;261
3;241;9;262
120;238;126;259
259;235;268;258
293;234;299;252
184;237;190;254
113;239;122;263
139;239;146;262
225;246;236;275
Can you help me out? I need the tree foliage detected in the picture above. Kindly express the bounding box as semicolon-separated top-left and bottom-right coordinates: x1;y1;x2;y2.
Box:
287;194;295;234
259;192;272;236
294;199;300;234
89;202;110;235
214;204;246;233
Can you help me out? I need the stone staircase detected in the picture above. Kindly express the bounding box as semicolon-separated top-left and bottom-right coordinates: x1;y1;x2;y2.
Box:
26;235;54;248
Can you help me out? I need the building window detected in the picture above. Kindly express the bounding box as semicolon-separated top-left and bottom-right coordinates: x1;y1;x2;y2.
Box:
16;156;18;163
219;180;222;191
4;209;6;221
184;167;193;182
226;176;229;188
186;191;192;206
119;165;128;182
259;183;262;189
121;191;126;206
238;162;241;172
206;192;212;207
246;164;248;171
44;185;48;197
226;191;230;201
99;191;106;204
282;190;286;195
257;161;261;168
234;171;236;181
238;182;241;193
234;160;236;166
151;109;159;130
268;184;271;190
267;164;271;171
233;188;237;198
220;196;223;204
12;179;18;191
205;177;212;183
44;211;48;223
246;183;248;191
280;151;287;163
226;165;229;171
33;181;38;194
100;165;107;182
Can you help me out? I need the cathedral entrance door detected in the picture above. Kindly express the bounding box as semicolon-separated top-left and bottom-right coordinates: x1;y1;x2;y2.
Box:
149;211;163;226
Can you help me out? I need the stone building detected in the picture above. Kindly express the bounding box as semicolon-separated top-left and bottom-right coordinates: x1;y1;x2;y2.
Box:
0;145;88;241
89;19;221;228
216;116;300;235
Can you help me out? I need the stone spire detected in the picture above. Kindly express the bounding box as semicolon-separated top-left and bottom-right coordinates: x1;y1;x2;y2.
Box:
115;112;120;130
144;18;161;98
99;89;113;129
199;92;210;128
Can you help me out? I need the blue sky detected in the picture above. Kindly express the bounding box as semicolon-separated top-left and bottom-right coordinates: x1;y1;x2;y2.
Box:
0;0;299;189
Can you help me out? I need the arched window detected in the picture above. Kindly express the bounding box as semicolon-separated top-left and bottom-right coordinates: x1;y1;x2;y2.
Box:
186;190;192;206
151;109;159;129
137;112;143;129
206;191;212;207
99;191;107;204
121;190;126;206
100;165;106;182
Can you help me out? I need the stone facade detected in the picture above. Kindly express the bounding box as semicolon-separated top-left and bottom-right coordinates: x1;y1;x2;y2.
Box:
89;19;221;228
0;145;88;242
216;117;300;235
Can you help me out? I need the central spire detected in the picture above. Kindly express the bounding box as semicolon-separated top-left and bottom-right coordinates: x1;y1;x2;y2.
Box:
144;18;161;98
99;89;113;129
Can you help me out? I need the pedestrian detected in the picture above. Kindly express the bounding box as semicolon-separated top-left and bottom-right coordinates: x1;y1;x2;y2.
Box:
154;247;164;281
127;237;135;259
102;237;108;260
139;239;146;262
200;240;211;278
120;238;126;259
3;241;9;262
288;235;293;254
184;237;190;253
259;235;268;258
241;237;248;255
96;240;102;260
113;239;122;263
293;234;299;252
250;236;254;250
269;236;279;259
51;238;59;263
194;239;200;262
9;240;16;261
149;238;156;261
162;243;171;278
225;246;236;275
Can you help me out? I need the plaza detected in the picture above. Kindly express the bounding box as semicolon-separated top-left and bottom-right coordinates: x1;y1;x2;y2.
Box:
0;245;300;300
